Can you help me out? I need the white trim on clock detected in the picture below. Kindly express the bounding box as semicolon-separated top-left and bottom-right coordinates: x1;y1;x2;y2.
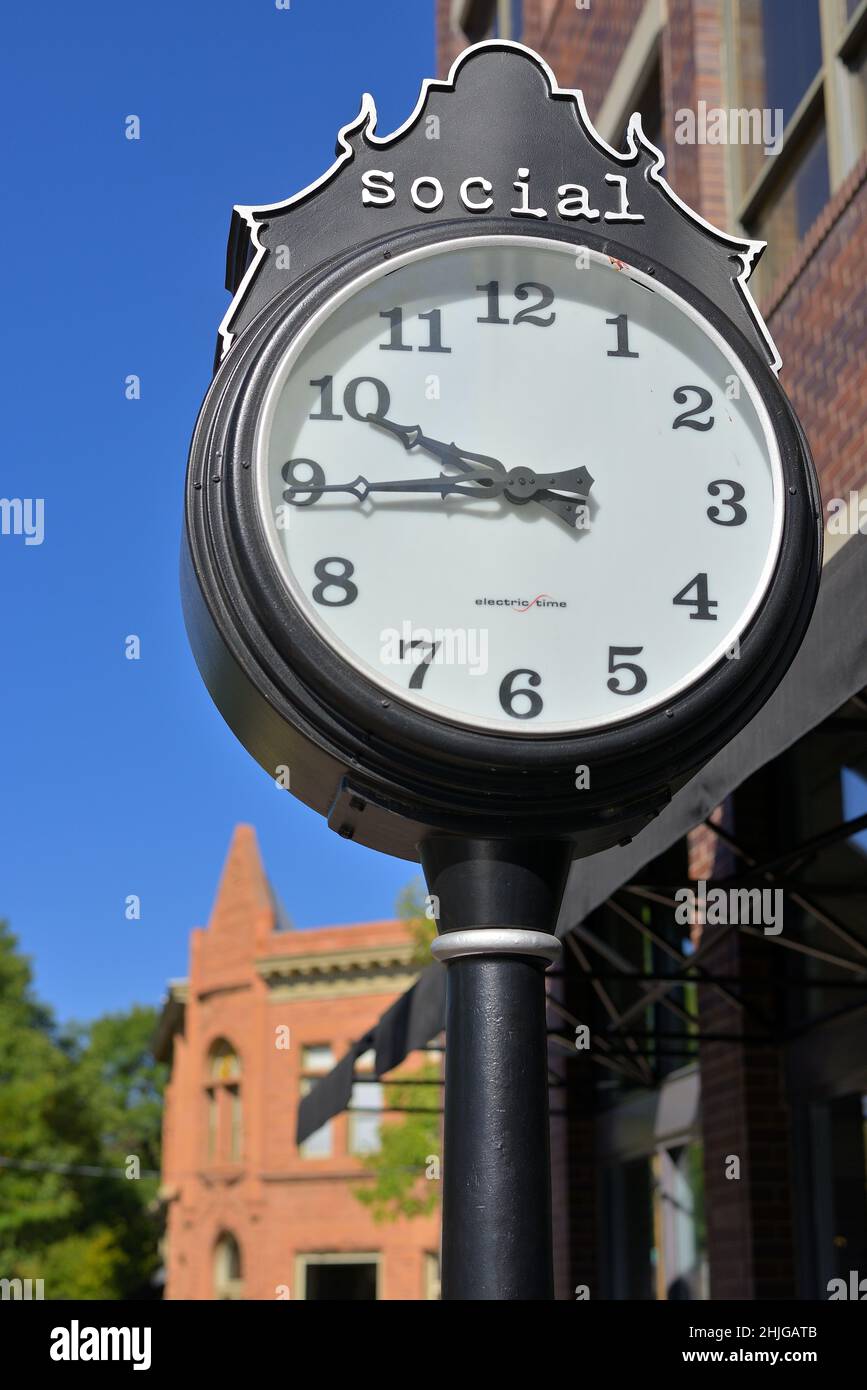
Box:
220;39;780;375
253;235;785;739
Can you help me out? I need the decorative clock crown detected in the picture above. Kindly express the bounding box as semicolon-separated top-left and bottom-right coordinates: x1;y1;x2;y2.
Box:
218;40;778;373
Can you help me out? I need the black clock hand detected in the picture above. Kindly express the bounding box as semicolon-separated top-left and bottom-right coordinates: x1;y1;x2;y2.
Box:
285;470;507;503
286;465;591;506
365;416;593;527
365;416;507;477
505;466;594;500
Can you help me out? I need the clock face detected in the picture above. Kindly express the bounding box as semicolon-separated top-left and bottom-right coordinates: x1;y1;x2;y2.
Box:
254;236;783;737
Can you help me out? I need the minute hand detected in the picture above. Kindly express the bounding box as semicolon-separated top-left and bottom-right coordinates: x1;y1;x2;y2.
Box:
285;470;508;503
285;467;590;504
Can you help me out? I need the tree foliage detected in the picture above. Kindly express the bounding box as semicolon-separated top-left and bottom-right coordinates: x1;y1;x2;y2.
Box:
351;882;441;1224
0;921;167;1298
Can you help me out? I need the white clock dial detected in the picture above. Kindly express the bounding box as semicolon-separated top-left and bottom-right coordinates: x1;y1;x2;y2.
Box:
254;236;783;736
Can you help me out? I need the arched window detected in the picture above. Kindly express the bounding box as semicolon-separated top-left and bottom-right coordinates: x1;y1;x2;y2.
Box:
214;1232;243;1300
205;1039;243;1164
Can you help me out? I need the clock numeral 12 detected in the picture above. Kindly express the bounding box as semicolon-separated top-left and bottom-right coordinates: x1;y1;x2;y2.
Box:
476;281;556;327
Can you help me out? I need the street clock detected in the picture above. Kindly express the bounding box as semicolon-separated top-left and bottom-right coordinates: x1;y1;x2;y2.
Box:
183;42;821;861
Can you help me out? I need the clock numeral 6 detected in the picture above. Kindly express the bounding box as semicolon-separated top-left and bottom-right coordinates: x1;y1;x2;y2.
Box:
673;572;718;620
309;375;391;423
281;458;325;506
312;557;358;607
607;647;647;696
707;479;747;526
499;668;543;719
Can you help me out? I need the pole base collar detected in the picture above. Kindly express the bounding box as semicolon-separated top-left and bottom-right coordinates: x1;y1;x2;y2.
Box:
431;927;561;966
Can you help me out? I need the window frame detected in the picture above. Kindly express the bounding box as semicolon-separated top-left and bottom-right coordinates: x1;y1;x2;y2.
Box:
727;0;867;239
294;1252;381;1300
298;1043;335;1159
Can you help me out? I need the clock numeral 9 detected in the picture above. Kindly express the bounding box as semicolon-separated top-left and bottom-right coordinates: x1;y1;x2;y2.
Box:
672;386;714;431
707;479;747;526
309;375;391;422
672;573;718;620
281;458;325;506
499;668;543;719
477;281;556;327
607;647;647;695
312;557;358;607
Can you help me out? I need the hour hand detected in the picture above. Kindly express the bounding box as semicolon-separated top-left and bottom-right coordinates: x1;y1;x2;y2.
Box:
365;415;507;477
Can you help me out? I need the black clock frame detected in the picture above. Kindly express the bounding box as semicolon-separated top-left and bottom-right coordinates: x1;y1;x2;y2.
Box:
183;218;821;861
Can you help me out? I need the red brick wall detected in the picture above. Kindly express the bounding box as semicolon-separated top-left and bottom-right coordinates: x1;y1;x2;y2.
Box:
436;0;867;1304
765;155;867;510
161;827;439;1301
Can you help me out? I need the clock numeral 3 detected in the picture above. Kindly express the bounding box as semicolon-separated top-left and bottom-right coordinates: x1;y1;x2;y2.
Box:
673;385;714;431
312;557;358;607
476;281;556;327
707;479;747;526
399;639;442;689
607;646;647;695
309;375;391;422
672;573;718;620
499;668;543;719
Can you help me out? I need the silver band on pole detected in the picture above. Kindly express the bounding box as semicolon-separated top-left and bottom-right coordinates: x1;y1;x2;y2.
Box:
431;927;561;966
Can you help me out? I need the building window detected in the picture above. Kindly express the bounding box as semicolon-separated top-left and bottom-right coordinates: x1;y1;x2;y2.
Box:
205;1039;242;1164
348;1049;383;1155
213;1232;243;1300
727;0;867;301
633;54;664;154
455;0;521;41
299;1045;334;1158
295;1253;380;1300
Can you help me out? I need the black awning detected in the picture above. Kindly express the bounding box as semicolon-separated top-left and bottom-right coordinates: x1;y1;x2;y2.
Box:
296;535;867;1144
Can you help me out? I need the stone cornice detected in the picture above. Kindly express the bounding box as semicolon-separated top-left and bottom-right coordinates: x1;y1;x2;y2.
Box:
256;942;420;1000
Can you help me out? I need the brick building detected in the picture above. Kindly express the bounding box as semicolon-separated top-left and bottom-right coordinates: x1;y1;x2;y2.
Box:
365;0;865;1300
154;826;440;1300
430;0;867;1302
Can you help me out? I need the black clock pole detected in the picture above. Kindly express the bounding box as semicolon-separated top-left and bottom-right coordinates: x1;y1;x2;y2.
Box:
420;837;572;1300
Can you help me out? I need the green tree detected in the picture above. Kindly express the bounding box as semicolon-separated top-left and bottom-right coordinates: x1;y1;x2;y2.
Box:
351;882;441;1223
0;921;166;1298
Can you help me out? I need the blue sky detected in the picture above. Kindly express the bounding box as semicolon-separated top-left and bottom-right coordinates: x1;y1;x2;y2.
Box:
0;0;433;1023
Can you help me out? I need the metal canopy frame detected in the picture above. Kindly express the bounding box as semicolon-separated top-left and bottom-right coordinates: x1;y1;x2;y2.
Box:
551;713;867;1088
